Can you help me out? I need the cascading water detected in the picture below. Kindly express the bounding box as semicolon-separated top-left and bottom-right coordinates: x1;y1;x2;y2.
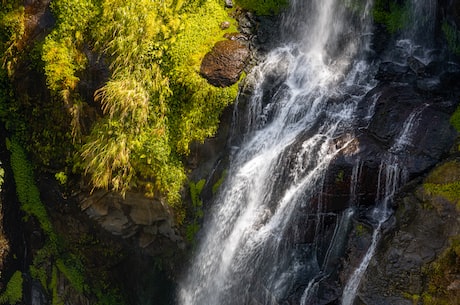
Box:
178;0;439;304
178;1;374;304
341;104;427;305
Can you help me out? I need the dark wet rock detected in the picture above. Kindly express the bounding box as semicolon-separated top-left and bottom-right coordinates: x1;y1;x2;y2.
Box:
349;159;460;305
80;190;183;245
200;40;250;87
407;56;426;76
375;62;415;84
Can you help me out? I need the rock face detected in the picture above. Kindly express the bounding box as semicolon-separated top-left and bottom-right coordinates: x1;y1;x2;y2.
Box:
80;190;184;250
349;159;460;305
200;40;249;87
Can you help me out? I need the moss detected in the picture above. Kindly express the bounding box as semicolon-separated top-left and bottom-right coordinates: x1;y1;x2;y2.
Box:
450;104;460;135
212;170;227;194
423;160;460;209
56;257;87;293
442;21;460;56
234;0;288;15
6;138;57;241
0;270;23;304
373;0;409;33
422;236;460;305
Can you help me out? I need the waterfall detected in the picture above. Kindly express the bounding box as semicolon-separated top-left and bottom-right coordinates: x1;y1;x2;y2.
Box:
341;104;426;305
178;1;375;304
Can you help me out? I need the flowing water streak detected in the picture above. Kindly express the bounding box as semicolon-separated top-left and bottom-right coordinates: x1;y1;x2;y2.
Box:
178;0;374;304
341;104;427;305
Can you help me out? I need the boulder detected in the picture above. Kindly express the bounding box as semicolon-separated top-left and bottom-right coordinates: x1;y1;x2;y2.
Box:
200;40;249;87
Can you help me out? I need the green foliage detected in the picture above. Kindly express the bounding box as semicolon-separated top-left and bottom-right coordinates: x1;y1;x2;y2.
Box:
212;170;227;194
166;0;239;155
3;0;244;211
189;179;205;208
186;179;205;242
423;160;460;209
373;0;409;33
234;0;288;15
422;236;460;305
56;257;87;293
55;171;67;185
0;3;25;74
0;271;23;304
450;104;460;133
442;21;460;56
7;138;57;241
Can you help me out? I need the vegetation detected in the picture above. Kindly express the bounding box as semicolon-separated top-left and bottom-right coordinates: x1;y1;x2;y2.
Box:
212;170;227;194
372;0;409;33
7;138;124;304
186;179;205;242
234;0;288;15
421;236;460;305
442;21;460;56
423;160;460;209
0;270;23;304
30;0;245;210
450;105;460;133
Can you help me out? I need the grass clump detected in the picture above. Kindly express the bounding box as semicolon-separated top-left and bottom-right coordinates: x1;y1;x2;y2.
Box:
0;270;23;304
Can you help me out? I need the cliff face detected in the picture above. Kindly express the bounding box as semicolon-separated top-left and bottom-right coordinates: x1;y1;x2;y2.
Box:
1;0;460;304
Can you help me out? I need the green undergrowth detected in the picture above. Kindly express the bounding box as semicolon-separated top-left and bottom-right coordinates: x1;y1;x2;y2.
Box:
450;105;460;134
421;236;460;305
186;179;205;242
442;21;460;56
423;160;460;209
0;270;23;304
1;0;249;215
234;0;288;15
6;138;124;304
373;0;409;33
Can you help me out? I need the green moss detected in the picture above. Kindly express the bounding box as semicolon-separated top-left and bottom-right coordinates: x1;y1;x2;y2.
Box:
7;138;57;241
450;104;460;134
0;271;23;304
423;160;460;209
212;170;227;194
56;257;87;293
167;0;240;155
234;0;287;15
373;0;409;33
422;236;460;305
442;21;460;56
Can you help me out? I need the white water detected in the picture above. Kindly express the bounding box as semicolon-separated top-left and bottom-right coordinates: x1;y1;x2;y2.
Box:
178;1;374;304
178;0;435;304
341;104;426;305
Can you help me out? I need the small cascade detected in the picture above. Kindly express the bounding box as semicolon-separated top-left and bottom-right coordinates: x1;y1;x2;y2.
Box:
341;104;426;305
